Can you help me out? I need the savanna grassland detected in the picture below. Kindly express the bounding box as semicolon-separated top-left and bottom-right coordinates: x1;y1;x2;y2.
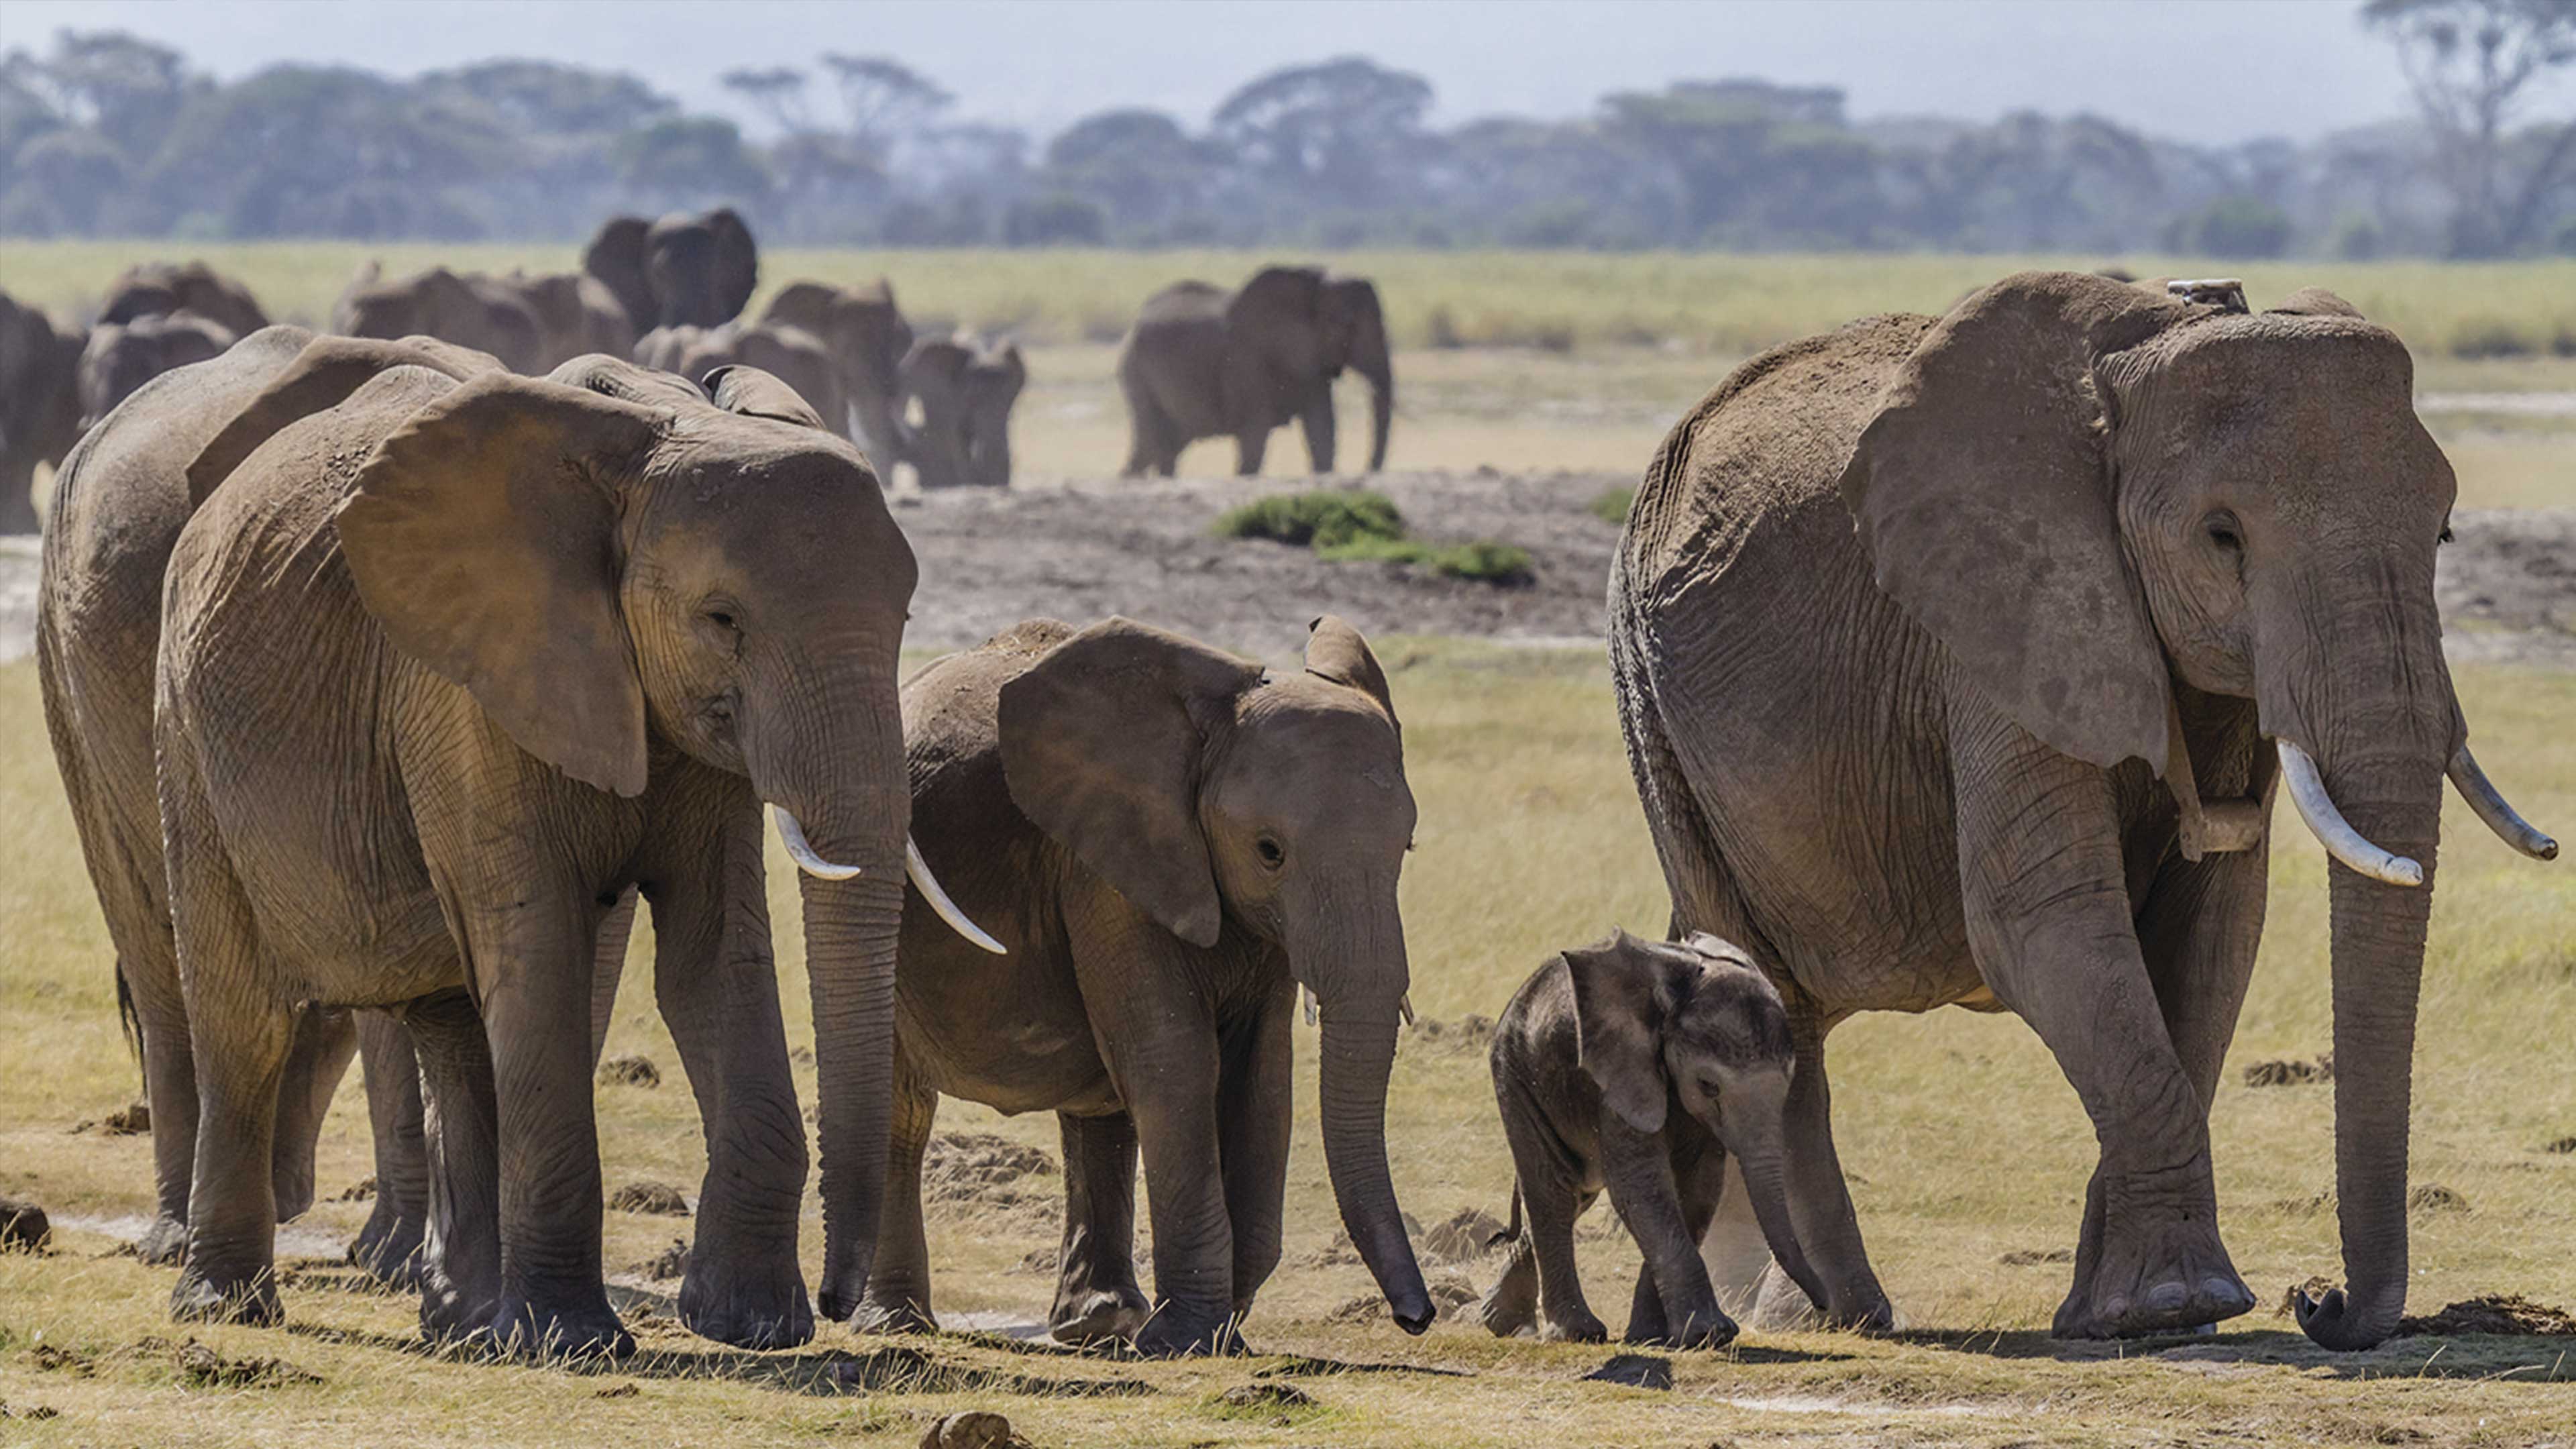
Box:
1;246;2573;1446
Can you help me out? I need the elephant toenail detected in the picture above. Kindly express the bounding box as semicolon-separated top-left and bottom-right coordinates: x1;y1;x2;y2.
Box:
2204;1277;2252;1310
2101;1295;2129;1321
2144;1282;2188;1312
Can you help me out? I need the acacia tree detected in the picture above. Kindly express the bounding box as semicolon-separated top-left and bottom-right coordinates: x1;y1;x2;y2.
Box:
2363;0;2576;254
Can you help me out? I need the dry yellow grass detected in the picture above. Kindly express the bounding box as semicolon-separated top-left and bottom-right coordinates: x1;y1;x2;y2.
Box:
3;639;2572;1448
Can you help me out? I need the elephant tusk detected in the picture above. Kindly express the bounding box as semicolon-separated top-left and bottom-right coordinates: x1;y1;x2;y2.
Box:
772;806;862;880
2275;740;2424;887
906;835;1007;955
2447;743;2558;861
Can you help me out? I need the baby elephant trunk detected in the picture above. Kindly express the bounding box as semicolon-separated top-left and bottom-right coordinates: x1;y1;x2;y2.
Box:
1720;1078;1829;1313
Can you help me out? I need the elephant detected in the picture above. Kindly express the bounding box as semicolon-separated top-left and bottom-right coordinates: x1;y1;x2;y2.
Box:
99;261;270;341
900;333;1024;489
333;263;545;374
77;311;238;430
1607;271;2557;1350
760;279;913;468
1476;930;1826;1348
1;288;86;533
147;341;996;1355
1118;266;1391;478
583;209;759;333
495;272;639;372
859;614;1435;1356
633;322;845;442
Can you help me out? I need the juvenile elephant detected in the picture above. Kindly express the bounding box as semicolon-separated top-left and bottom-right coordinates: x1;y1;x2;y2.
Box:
761;279;913;466
494;272;639;372
77;312;237;429
1118;266;1391;478
583;209;759;332
1609;272;2557;1349
862;616;1434;1354
99;261;270;340
1477;931;1825;1348
900;333;1024;488
333;264;545;374
1;288;86;533
635;322;845;440
150;343;993;1354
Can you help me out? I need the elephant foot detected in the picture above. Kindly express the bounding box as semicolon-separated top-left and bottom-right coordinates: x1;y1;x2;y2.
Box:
1540;1309;1609;1344
850;1295;938;1338
1474;1240;1539;1338
417;1262;500;1344
1132;1303;1249;1358
347;1202;426;1288
137;1214;190;1267
1745;1261;1894;1334
170;1266;281;1327
680;1242;814;1350
2051;1211;2253;1340
490;1293;635;1360
1048;1285;1149;1347
1627;1305;1738;1351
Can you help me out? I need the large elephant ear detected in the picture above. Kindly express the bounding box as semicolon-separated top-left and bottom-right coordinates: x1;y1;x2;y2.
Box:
1227;266;1329;368
1304;614;1398;734
337;373;671;798
702;363;826;430
582;215;657;334
189;335;501;505
708;207;759;322
998;616;1263;947
1839;270;2195;771
1563;931;1679;1135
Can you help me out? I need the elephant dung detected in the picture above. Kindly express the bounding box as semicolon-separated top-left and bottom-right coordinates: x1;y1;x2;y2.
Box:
1580;1354;1674;1391
332;1176;376;1202
2241;1053;2333;1087
596;1054;662;1088
2398;1294;2576;1337
607;1181;691;1216
69;1100;150;1135
918;1409;1025;1449
0;1196;50;1252
1424;1206;1508;1263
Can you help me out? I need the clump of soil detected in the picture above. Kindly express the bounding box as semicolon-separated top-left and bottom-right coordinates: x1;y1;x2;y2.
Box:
2408;1183;2471;1214
332;1177;376;1202
1212;1381;1320;1427
2277;1275;2342;1318
597;1055;661;1088
919;1409;1029;1449
70;1100;151;1135
635;1237;690;1281
1407;1014;1495;1055
594;1382;639;1399
921;1133;1061;1233
1012;1246;1057;1275
1326;1294;1385;1326
1328;1277;1479;1326
164;1336;323;1389
1999;1247;2074;1267
607;1181;691;1216
1423;1206;1507;1263
1;1401;60;1421
2243;1053;2333;1087
1;1195;50;1252
2544;1136;2576;1155
28;1344;95;1375
2399;1294;2576;1337
1301;1212;1426;1267
1581;1353;1673;1390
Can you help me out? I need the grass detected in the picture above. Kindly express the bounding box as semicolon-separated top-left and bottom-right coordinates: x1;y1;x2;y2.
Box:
4;642;2574;1446
1588;487;1635;527
1214;490;1536;586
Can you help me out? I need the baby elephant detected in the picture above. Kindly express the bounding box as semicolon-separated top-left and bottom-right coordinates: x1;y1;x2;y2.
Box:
1479;930;1825;1347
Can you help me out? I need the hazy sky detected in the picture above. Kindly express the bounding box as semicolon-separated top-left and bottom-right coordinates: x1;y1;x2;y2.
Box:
4;0;2567;146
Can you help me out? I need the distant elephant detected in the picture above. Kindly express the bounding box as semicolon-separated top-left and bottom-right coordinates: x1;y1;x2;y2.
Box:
1476;930;1825;1348
861;615;1434;1356
634;321;845;439
77;311;237;429
1609;272;2557;1350
582;209;759;333
494;272;638;372
99;261;270;340
150;343;994;1355
1;288;86;533
761;279;913;466
900;333;1024;488
1118;266;1392;478
580;216;659;337
333;263;545;374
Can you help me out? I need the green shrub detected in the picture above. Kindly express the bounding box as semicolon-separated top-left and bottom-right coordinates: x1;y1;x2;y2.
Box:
1430;540;1536;586
1589;486;1635;526
1212;490;1406;549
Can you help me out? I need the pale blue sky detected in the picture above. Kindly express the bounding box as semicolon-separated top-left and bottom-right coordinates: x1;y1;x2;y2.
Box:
1;0;2563;146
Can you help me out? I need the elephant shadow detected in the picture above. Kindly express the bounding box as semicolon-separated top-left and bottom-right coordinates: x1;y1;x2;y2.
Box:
1895;1327;2574;1382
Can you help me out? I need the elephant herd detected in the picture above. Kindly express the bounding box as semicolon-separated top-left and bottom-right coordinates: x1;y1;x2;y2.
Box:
17;266;2558;1368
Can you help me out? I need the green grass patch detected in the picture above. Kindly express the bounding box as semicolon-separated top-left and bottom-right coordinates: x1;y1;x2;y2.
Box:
1588;486;1635;527
1216;489;1534;586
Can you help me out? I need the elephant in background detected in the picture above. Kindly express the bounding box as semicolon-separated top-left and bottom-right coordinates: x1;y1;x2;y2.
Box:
761;279;913;468
1609;272;2557;1350
1119;266;1391;478
634;321;845;439
863;615;1433;1356
900;333;1024;488
584;209;759;333
333;264;545;374
1;288;86;533
78;312;237;429
496;272;637;371
99;261;270;340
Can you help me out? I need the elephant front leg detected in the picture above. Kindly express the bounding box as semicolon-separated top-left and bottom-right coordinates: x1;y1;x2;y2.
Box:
1216;989;1293;1322
1297;392;1337;474
853;1053;939;1336
1049;1110;1148;1346
1766;1012;1894;1331
1601;1124;1733;1349
349;1013;429;1287
1091;997;1236;1353
271;1004;360;1225
126;955;200;1266
405;989;502;1342
1627;1146;1730;1346
1232;425;1270;478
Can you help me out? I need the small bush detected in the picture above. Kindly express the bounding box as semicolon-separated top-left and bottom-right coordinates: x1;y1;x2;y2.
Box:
1589;486;1635;527
1424;305;1465;350
2447;317;2537;360
1214;490;1406;549
1430;540;1535;586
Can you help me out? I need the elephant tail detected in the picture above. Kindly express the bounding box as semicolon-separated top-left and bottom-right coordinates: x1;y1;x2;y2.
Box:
114;956;142;1076
1489;1181;1523;1250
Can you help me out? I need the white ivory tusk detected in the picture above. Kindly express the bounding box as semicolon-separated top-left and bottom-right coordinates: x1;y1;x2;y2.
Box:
2448;744;2559;861
772;806;862;880
2275;740;2424;888
906;835;1007;955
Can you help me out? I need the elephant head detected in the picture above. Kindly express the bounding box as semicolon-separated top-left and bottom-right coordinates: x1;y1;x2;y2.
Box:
761;280;914;466
647;208;759;329
78;312;238;430
899;333;1024;488
98;261;270;339
1;289;87;528
582;215;659;337
1228;267;1393;472
998;614;1434;1332
329;352;986;1317
1838;271;2556;1350
1562;930;1829;1313
333;265;543;376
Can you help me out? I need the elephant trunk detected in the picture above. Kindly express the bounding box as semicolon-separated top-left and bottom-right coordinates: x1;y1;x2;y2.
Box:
1356;333;1393;473
1718;1081;1829;1313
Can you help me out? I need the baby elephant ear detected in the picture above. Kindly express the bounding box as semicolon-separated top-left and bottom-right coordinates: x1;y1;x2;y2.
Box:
702;364;828;431
1305;614;1398;731
1564;931;1678;1135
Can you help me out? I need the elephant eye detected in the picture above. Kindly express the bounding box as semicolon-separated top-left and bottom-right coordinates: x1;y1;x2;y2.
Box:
2203;513;2243;553
703;608;738;631
1255;836;1285;870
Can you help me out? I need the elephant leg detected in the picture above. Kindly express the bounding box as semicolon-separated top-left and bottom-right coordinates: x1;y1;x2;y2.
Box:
126;955;199;1266
1629;1144;1729;1346
590;885;637;1065
1299;391;1337;474
1049;1110;1147;1344
1526;1179;1606;1344
1232;425;1269;478
405;989;503;1343
1601;1122;1731;1349
270;1004;360;1225
1754;1011;1892;1331
1217;985;1293;1319
350;1013;429;1287
853;1049;939;1336
1952;722;2254;1340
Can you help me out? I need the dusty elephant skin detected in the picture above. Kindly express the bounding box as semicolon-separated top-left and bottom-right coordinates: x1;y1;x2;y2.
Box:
1608;271;2557;1350
584;209;759;333
1478;931;1827;1349
901;333;1025;490
1118;265;1393;478
144;344;954;1358
759;278;914;472
861;614;1434;1356
0;288;88;535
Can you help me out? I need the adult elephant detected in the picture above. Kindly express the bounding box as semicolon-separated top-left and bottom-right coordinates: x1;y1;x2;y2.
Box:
1118;266;1391;478
635;321;845;440
150;344;994;1355
1;288;86;533
1609;272;2557;1350
761;280;912;466
494;272;638;372
77;312;237;430
900;333;1024;488
99;261;270;340
861;616;1434;1355
333;264;545;374
583;209;759;332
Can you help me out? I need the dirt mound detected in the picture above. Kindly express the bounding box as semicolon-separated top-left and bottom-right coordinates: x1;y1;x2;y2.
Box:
1;1195;50;1252
1;1401;60;1422
2545;1136;2576;1154
1999;1247;2074;1266
70;1100;151;1135
919;1410;1030;1449
630;1236;690;1281
2408;1183;2471;1214
158;1336;323;1389
1423;1206;1507;1263
2399;1294;2576;1337
597;1055;661;1088
1407;1014;1496;1056
333;1176;376;1202
1301;1211;1426;1267
608;1181;691;1216
2243;1053;2332;1087
921;1133;1061;1234
1012;1246;1057;1275
1327;1275;1477;1326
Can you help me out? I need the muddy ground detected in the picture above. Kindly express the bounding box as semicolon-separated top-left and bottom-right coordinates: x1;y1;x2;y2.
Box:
7;484;2568;670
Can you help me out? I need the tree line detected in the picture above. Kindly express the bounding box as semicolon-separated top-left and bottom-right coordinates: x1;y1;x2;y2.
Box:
3;1;2570;258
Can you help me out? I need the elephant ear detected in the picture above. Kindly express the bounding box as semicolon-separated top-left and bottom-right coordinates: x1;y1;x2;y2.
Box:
1304;614;1399;735
1839;270;2196;771
702;363;826;430
1227;266;1329;372
708;208;759;321
582;215;657;334
1564;931;1681;1135
337;373;671;798
2270;286;2364;319
548;352;706;409
998;616;1264;948
189;335;501;505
